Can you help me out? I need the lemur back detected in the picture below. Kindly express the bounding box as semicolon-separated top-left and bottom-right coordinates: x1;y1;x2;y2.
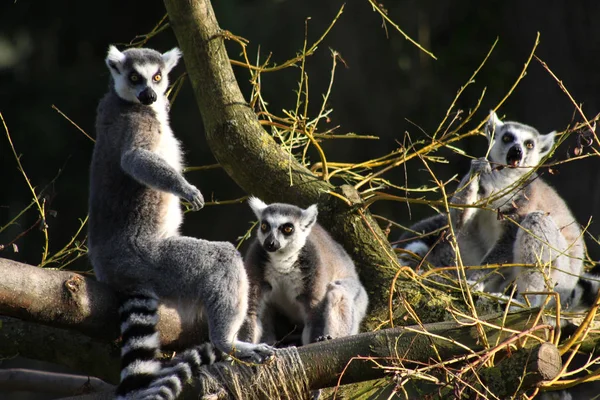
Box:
397;111;586;308
89;46;273;400
241;198;369;345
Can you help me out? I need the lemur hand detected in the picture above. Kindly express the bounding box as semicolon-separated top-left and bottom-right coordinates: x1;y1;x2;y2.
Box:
183;184;205;211
470;157;492;177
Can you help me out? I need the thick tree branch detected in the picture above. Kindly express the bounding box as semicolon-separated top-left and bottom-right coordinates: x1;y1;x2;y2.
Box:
162;0;407;316
0;258;207;348
54;311;563;400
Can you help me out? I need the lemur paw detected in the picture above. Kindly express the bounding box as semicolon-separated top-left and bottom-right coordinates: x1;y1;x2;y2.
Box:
470;157;492;176
315;335;334;342
238;343;276;364
183;184;205;211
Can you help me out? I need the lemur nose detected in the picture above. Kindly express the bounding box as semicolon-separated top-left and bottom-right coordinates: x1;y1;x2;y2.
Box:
138;88;157;105
514;146;523;155
264;237;281;252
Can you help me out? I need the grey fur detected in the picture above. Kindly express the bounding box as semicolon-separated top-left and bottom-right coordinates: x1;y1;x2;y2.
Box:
396;214;456;269
397;111;586;308
241;197;369;345
89;45;273;400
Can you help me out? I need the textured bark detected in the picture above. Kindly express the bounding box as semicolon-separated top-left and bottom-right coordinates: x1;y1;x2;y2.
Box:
477;343;562;397
161;0;402;315
0;258;207;349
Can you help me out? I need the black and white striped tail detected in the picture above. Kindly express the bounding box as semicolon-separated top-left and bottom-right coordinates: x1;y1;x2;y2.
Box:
116;294;223;400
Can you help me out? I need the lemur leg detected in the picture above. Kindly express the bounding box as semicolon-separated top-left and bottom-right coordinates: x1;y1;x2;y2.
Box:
304;278;368;344
469;221;519;292
238;280;268;344
512;212;572;307
154;236;274;362
257;303;278;346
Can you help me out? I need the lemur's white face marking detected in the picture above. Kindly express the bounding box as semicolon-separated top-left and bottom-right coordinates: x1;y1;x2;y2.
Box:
105;46;181;106
248;197;317;258
485;110;556;171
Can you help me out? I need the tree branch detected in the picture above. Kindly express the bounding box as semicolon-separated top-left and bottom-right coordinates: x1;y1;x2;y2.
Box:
0;258;207;349
55;311;563;400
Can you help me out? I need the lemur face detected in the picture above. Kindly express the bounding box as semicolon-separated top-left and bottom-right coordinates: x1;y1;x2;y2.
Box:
485;110;556;169
105;46;181;105
248;197;317;255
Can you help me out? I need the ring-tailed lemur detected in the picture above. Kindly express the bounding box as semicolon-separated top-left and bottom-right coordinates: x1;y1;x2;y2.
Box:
396;111;587;308
88;46;274;400
241;197;369;346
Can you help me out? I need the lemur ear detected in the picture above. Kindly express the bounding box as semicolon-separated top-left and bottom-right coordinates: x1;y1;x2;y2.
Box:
105;45;126;73
539;131;557;158
485;110;504;141
162;48;182;73
301;204;318;230
248;196;268;219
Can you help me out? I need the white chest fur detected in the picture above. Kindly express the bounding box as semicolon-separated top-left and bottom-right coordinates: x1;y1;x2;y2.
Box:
152;98;183;238
263;259;305;323
152;99;182;171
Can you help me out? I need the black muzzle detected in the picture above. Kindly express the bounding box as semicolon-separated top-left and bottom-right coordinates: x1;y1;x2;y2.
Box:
138;88;157;105
506;145;523;168
264;235;281;252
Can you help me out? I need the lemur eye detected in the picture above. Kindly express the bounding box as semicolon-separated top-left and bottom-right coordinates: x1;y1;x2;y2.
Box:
260;222;269;232
129;73;140;83
281;223;294;235
525;140;534;149
502;133;513;143
153;73;162;82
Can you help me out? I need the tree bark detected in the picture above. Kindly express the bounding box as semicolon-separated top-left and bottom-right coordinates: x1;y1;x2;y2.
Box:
161;0;406;316
0;258;207;349
477;343;562;398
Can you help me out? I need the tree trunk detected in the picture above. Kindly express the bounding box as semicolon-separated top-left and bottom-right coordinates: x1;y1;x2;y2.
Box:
161;0;410;317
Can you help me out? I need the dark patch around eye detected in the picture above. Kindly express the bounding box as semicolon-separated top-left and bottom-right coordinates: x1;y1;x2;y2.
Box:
129;72;141;84
524;140;534;149
280;223;295;236
502;133;514;143
260;222;270;232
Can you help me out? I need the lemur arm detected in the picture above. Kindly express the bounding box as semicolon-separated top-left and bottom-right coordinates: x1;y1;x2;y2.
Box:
449;158;491;230
120;127;204;209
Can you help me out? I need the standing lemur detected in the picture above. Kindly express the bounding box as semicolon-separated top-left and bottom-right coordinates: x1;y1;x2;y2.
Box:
88;46;274;400
396;111;586;308
241;197;369;346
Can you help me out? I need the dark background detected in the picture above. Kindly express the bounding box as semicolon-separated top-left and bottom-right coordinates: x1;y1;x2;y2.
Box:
1;1;600;399
1;0;599;272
